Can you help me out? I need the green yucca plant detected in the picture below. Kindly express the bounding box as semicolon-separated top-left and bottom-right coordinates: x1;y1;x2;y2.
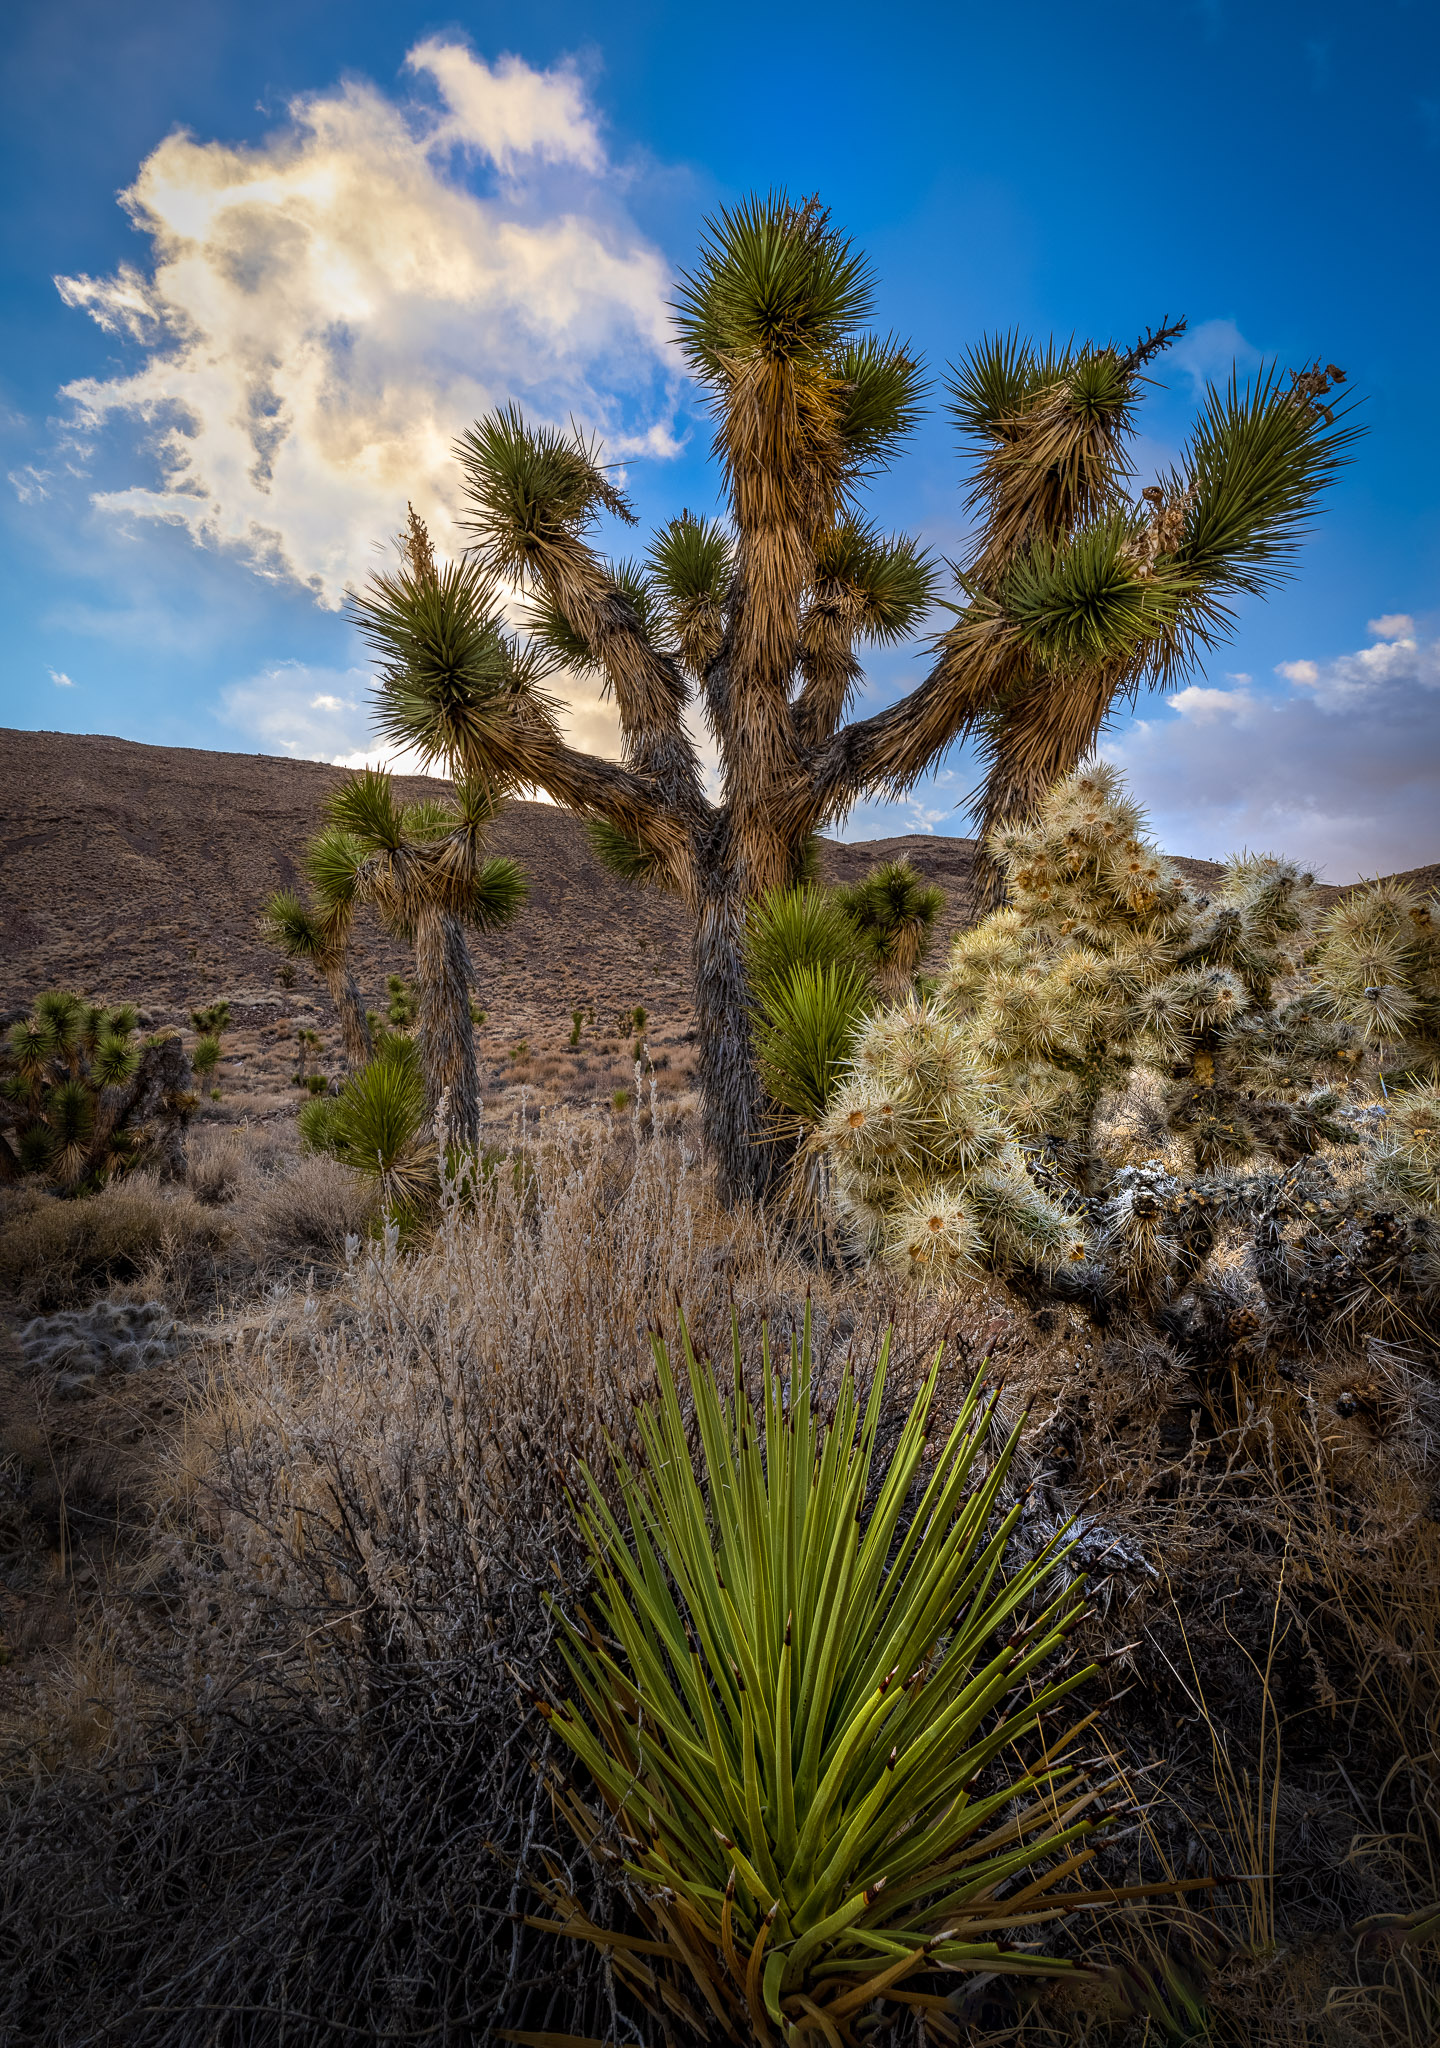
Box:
299;1032;435;1214
539;1313;1133;2044
754;961;872;1134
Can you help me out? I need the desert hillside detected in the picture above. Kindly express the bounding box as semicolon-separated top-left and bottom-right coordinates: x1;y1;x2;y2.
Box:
4;726;1437;1119
0;727;997;1034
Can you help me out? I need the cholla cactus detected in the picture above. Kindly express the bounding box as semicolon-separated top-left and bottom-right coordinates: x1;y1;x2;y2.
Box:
1370;1083;1440;1209
0;991;194;1191
1314;878;1440;1078
939;764;1354;1174
816;998;1085;1283
817;765;1376;1300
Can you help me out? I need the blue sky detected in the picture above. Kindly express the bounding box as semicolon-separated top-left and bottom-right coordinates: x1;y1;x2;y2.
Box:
2;0;1437;877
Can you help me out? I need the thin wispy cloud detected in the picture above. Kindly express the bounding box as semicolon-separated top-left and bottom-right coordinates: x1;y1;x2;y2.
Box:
54;41;678;608
49;668;75;687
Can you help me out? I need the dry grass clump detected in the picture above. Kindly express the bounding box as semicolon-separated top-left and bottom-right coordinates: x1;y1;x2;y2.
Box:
0;1129;376;1319
0;1178;234;1314
0;1120;954;2045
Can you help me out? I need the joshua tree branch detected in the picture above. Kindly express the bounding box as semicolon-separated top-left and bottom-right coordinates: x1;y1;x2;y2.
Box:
523;736;702;900
799;608;1028;830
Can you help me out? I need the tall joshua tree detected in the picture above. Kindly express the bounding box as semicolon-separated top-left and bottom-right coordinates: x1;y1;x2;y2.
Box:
353;195;1354;1206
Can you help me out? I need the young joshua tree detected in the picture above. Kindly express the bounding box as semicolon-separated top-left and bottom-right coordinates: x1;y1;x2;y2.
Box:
263;875;375;1072
353;195;1353;1206
836;859;946;996
267;767;525;1153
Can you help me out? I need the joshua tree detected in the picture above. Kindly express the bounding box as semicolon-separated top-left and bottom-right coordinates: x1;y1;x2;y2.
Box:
263;879;375;1072
0;991;194;1189
295;768;525;1153
836;858;945;996
353;195;1352;1205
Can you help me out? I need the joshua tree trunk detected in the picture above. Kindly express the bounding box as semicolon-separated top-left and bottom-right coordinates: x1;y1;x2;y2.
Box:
413;905;480;1153
692;850;780;1207
326;960;373;1071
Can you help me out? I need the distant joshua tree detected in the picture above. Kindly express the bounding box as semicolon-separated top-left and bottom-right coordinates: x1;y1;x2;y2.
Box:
350;195;1354;1205
268;762;525;1154
836;860;945;997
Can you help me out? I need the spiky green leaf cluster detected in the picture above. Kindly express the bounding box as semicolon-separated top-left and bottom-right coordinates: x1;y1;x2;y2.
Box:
352;540;549;776
545;1314;1108;2042
299;1033;434;1214
813;521;938;645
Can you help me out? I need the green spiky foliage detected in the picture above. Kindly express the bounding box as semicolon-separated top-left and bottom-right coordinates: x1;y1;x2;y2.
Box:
299;1032;434;1215
357;195;1353;1208
386;976;420;1030
1313;878;1440;1081
836;860;946;997
740;886;875;1204
0;991;193;1192
191;1036;221;1081
541;1314;1129;2043
744;885;868;1013
190;1002;231;1039
754;962;874;1139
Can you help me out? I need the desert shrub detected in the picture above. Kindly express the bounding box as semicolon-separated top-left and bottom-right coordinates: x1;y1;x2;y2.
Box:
0;991;195;1192
186;1127;251;1207
0;1178;233;1313
243;1152;375;1262
0;1123;904;2046
545;1318;1111;2041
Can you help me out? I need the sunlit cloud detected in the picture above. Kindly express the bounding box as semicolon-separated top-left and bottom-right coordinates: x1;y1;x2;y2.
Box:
55;40;678;611
49;668;75;687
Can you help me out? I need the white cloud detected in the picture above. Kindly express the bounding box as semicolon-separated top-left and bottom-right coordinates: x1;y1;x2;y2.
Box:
54;42;677;608
219;664;384;763
1102;623;1440;878
9;465;51;503
49;668;75;687
406;41;604;173
1368;613;1414;641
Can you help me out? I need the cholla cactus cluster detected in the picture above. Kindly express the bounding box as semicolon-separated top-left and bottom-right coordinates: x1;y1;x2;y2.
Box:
0;990;194;1191
1313;877;1440;1075
816;999;1085;1284
817;766;1439;1308
938;764;1356;1174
